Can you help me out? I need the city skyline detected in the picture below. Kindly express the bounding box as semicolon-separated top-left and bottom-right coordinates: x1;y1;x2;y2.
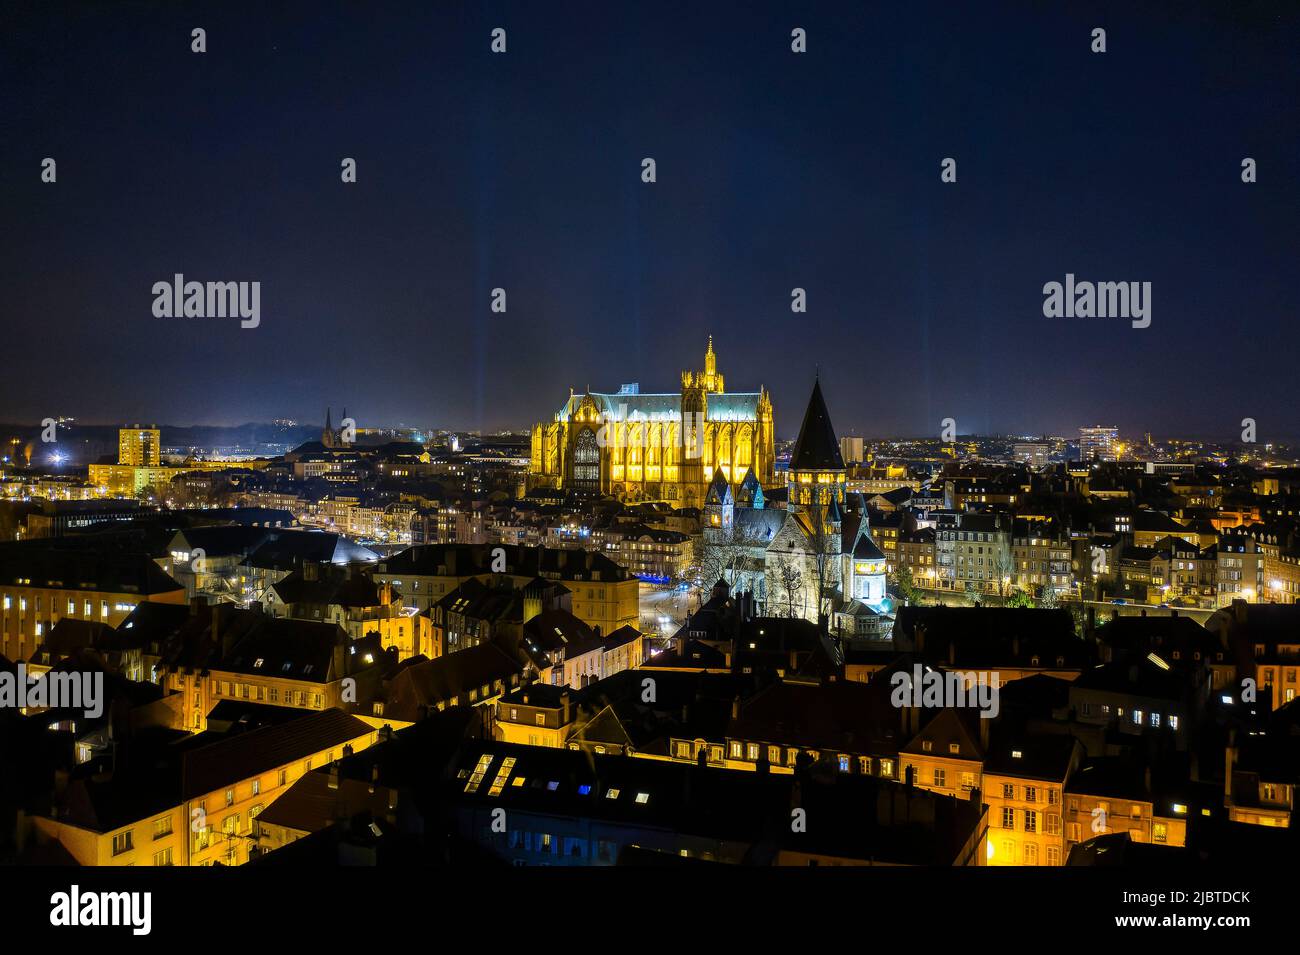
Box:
3;2;1298;437
3;0;1299;909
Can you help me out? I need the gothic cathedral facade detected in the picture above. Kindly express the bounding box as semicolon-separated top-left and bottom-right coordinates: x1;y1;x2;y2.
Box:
528;339;776;507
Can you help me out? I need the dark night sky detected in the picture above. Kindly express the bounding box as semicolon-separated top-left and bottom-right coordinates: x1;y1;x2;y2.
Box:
2;1;1297;441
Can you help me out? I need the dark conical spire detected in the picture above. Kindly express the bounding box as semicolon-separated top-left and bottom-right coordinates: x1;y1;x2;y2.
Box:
790;377;844;471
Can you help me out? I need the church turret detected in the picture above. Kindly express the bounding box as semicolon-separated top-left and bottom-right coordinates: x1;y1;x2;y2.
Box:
323;407;334;448
702;336;724;393
787;376;846;510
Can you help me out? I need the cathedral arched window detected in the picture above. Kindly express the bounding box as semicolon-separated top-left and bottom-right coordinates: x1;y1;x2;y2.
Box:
573;429;600;491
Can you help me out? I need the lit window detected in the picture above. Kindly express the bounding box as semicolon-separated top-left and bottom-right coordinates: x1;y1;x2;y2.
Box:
464;754;493;794
606;788;621;799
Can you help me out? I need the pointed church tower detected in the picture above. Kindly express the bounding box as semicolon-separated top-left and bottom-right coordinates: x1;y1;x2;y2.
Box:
702;336;724;393
322;408;334;448
787;376;846;510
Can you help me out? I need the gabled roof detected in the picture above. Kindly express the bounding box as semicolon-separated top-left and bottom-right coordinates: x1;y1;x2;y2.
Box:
789;378;844;471
0;541;183;597
244;531;377;571
730;678;899;753
983;733;1079;782
705;469;732;506
181;709;373;799
522;610;604;662
571;705;634;749
736;468;764;508
901;708;984;761
386;643;521;718
272;564;386;609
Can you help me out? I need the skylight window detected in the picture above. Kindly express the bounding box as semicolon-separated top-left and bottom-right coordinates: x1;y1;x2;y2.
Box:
606;788;621;799
635;792;649;804
487;757;516;797
464;754;494;794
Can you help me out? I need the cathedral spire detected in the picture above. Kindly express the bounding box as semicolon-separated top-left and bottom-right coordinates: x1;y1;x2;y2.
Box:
702;336;722;393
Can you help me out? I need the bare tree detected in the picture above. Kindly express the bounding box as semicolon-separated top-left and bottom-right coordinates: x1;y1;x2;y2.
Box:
772;556;804;619
697;520;767;597
803;501;840;633
994;547;1015;598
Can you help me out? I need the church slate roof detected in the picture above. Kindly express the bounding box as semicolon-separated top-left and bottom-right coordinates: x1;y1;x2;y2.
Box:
790;378;844;471
557;392;765;423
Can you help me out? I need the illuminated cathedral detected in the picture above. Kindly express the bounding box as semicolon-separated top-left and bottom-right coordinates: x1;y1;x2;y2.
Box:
528;338;775;507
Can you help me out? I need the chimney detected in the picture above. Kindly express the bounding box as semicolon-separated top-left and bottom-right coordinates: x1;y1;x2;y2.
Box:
328;763;340;791
212;603;226;656
369;764;379;795
560;690;571;724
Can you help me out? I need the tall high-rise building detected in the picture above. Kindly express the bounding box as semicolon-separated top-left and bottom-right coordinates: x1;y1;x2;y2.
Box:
1078;426;1118;462
118;425;161;466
